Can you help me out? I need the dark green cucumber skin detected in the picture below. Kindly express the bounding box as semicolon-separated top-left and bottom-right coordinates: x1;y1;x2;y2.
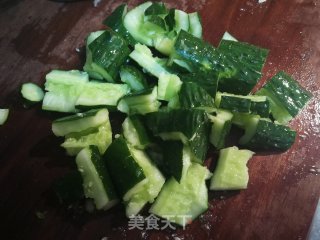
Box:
144;109;210;163
161;140;184;182
89;145;118;200
219;96;251;113
214;119;232;150
103;137;146;197
164;9;175;31
179;82;215;108
179;71;219;97
145;2;168;16
172;30;234;75
102;4;136;46
120;65;148;90
127;115;151;147
53;109;100;123
53;171;84;204
250;100;270;118
259;71;312;117
218;40;268;95
145;15;167;30
241;120;296;151
89;30;131;81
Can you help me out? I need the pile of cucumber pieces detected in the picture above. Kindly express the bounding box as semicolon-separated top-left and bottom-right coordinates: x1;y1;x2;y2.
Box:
22;2;312;227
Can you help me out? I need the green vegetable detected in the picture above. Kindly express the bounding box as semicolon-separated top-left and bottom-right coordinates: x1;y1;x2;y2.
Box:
179;82;215;109
215;92;252;113
21;82;44;102
188;12;202;38
157;73;182;101
218;40;268;94
240;118;296;151
75;81;129;109
145;108;210;163
209;109;233;149
0;109;9;125
61;121;112;156
120;65;148;92
149;163;211;227
76;145;119;210
122;115;151;149
210;146;254;190
42;70;89;112
103;4;136;46
104;137;165;216
52;108;110;137
129;44;170;78
256;71;312;124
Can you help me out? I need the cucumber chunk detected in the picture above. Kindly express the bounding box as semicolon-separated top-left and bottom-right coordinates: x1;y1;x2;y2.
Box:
129;44;170;78
52;108;110;137
210;146;254;190
76;146;118;210
21;83;44;102
256;71;312;124
0;109;9;125
150;163;211;227
120;65;148;92
75;81;129;109
61;121;112;156
104;137;165;216
188;12;202;38
157;73;182;101
117;87;161;115
122;115;151;149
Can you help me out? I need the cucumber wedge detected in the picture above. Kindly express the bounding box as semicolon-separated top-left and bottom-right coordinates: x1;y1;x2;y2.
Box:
21;83;44;102
52;108;109;137
157;73;182;101
76;146;118;210
0;109;9;125
150;163;211;227
210;146;254;190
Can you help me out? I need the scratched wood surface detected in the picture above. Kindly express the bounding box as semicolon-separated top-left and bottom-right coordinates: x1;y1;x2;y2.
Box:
0;0;319;239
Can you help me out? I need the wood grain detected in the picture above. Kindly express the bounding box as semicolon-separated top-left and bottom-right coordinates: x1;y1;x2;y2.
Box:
0;0;319;239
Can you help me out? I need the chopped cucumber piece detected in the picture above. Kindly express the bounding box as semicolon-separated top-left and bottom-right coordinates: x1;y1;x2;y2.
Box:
218;40;269;94
75;81;129;109
210;146;254;190
122;115;151;149
215;92;252;113
188;12;202;38
21;83;44;102
42;70;89;112
103;4;136;46
124;1;153;45
179;81;215;108
117;87;161;115
104;137;165;216
76;146;118;210
161;141;192;182
88;30;131;82
0;109;9;125
256;71;312;124
120;65;148;92
61;121;112;156
129;44;170;77
150;163;211;227
144;2;168;17
240;118;296;151
179;71;219;97
174;10;189;32
52;108;109;137
84;30;106;80
209;109;233;149
157;73;182;101
221;32;237;41
145;109;210;163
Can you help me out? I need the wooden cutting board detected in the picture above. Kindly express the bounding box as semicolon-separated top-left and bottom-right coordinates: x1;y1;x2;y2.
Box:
0;0;319;239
